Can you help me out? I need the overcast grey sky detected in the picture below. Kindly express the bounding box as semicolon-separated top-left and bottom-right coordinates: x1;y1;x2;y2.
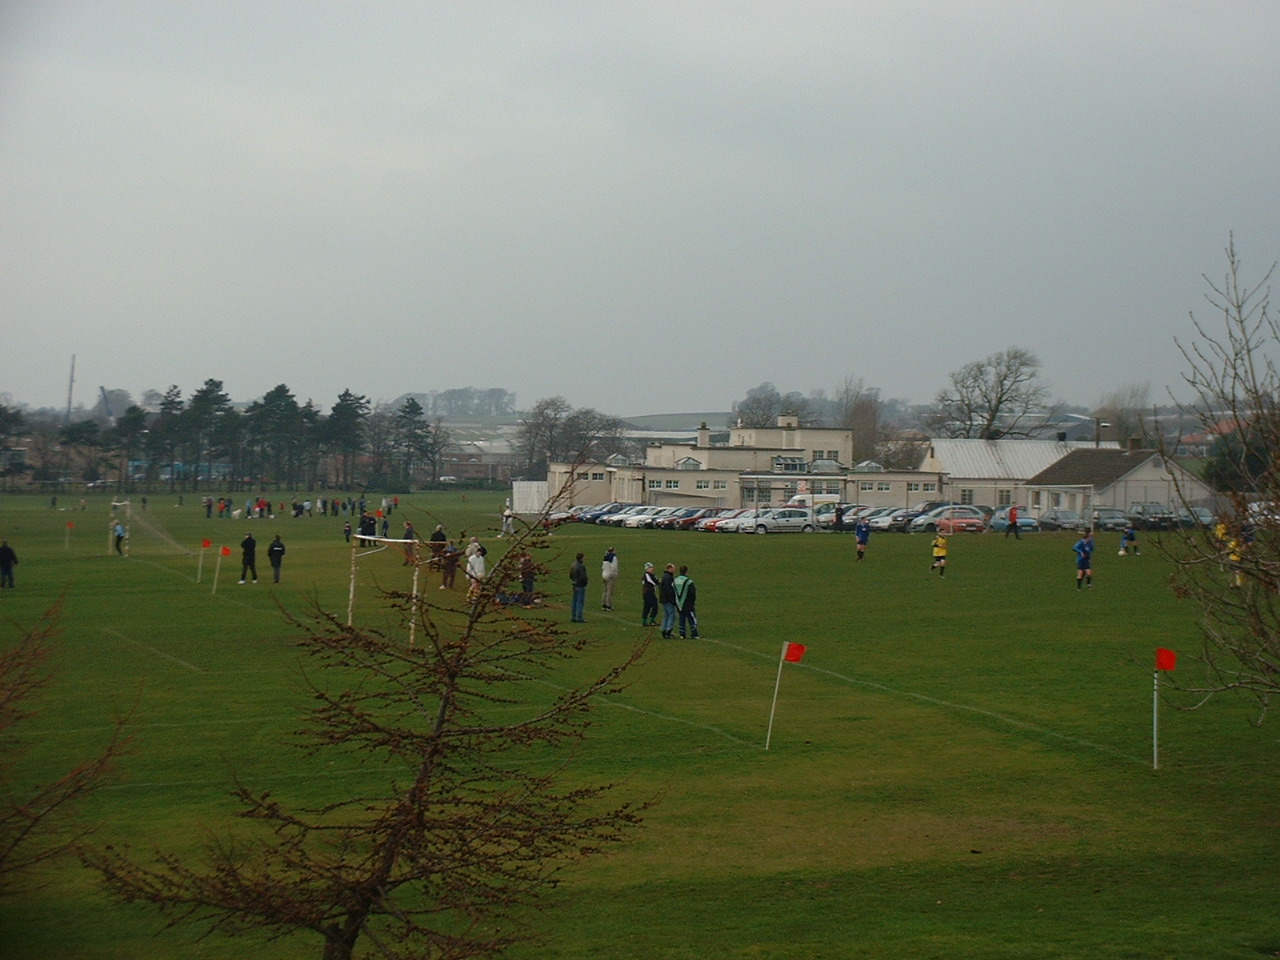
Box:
3;2;1278;418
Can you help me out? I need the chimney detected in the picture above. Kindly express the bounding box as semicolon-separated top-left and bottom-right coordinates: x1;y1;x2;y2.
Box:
1056;431;1067;442
1127;437;1141;453
697;422;710;447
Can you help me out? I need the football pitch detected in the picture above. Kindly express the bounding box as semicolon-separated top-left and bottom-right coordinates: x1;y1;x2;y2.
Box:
2;492;1279;959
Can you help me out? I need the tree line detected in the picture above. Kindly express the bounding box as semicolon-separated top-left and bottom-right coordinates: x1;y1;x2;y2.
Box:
0;381;454;493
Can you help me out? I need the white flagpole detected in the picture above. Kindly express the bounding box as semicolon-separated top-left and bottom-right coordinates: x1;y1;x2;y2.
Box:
765;642;788;751
212;550;223;595
1152;668;1160;770
196;546;205;583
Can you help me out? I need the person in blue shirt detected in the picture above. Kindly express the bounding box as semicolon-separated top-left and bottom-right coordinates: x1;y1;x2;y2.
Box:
1120;523;1139;556
1073;530;1095;589
854;517;871;561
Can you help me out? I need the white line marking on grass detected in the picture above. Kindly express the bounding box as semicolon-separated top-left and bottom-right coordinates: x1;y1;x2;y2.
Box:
702;637;1147;765
102;627;204;673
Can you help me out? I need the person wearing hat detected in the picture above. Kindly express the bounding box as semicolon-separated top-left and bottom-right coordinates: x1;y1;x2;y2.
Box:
640;561;659;627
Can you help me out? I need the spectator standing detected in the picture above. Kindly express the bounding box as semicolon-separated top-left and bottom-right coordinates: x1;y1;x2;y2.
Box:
659;563;678;638
440;540;461;590
239;533;258;584
641;562;659;627
600;547;619;611
267;535;286;583
569;553;588;623
0;540;17;588
113;521;126;556
500;503;515;538
402;521;418;565
672;565;700;639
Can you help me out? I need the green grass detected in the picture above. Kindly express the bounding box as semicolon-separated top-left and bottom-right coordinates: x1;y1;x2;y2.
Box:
2;493;1279;959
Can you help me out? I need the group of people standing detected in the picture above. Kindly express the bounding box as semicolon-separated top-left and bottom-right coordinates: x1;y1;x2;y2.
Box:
569;549;699;638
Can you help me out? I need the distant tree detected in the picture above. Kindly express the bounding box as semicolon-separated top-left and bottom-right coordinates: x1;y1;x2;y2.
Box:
245;385;304;488
1162;238;1280;722
105;406;150;492
928;348;1050;439
324;389;370;490
85;517;649;959
1095;383;1153;446
832;377;883;463
730;382;819;428
1;604;131;892
58;420;104;482
185;380;232;490
146;387;185;492
515;396;572;476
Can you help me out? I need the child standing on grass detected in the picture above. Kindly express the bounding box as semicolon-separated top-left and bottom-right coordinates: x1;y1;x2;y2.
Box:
930;533;948;577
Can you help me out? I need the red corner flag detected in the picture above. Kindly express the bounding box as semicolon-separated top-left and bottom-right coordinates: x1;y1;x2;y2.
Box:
1156;648;1177;671
202;538;212;549
220;545;232;557
784;642;807;663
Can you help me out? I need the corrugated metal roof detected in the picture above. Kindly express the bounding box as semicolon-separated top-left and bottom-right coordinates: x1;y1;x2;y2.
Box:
924;439;1121;480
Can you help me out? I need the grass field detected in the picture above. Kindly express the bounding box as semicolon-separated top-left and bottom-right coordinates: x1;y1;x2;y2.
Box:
2;492;1279;959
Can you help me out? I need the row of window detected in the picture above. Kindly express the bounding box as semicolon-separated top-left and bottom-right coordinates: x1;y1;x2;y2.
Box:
578;473;1014;506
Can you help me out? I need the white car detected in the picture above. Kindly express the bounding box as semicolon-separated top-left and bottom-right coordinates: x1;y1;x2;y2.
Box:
623;506;681;528
717;509;763;533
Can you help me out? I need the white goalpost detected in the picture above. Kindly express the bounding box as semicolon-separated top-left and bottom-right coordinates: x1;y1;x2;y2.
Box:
108;500;131;556
346;534;427;645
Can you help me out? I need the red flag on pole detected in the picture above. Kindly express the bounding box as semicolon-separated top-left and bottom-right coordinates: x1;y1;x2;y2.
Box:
1156;648;1176;671
66;521;74;528
784;642;806;663
202;538;212;549
220;545;232;557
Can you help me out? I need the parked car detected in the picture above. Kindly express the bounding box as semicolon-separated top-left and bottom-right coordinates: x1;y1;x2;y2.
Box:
818;503;866;530
578;503;631;523
622;506;682;528
1091;507;1128;532
697;509;747;532
909;505;988;534
868;507;908;532
746;507;816;534
989;507;1040;533
653;507;707;530
602;505;652;526
1177;506;1216;528
717;509;764;533
1126;501;1176;530
1037;508;1088;532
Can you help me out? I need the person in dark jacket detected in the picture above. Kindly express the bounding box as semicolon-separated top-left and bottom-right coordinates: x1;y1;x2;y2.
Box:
267;534;286;583
239;533;258;584
658;563;678;638
641;562;659;627
569;553;588;623
0;540;17;588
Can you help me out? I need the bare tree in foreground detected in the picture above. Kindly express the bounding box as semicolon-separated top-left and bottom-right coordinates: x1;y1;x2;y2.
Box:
1165;238;1280;722
0;603;130;892
85;515;650;959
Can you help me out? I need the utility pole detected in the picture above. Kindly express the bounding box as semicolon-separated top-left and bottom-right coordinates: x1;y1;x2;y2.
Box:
65;354;76;425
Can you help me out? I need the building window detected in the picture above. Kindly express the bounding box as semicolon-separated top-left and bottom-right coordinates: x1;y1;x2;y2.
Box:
860;480;874;491
648;479;662;490
812;450;824;461
757;488;772;502
907;482;921;493
665;479;680;489
960;488;975;505
591;472;605;481
713;480;728;489
922;482;936;492
827;450;839;460
1032;491;1041;508
877;482;892;492
998;489;1012;506
576;472;589;480
1051;492;1061;507
696;479;710;490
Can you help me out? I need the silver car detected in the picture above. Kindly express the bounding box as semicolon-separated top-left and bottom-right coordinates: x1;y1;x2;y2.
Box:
744;507;816;534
